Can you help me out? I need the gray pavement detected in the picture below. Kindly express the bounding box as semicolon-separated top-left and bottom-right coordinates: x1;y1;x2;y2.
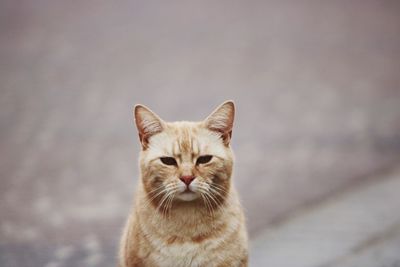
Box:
1;1;400;266
251;166;400;267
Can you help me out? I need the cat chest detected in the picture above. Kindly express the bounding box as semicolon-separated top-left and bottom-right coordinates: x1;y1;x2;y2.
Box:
138;215;242;266
140;227;233;266
150;240;215;267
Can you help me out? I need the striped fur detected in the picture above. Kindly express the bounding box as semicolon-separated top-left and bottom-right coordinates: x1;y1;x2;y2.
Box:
119;101;248;267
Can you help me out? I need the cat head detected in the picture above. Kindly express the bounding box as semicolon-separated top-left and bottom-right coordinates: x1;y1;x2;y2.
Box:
134;101;235;213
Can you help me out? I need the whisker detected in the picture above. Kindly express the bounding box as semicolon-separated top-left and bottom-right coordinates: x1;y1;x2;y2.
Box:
202;192;215;217
197;187;217;217
143;184;175;209
202;191;214;217
146;185;165;194
210;183;228;194
166;189;177;218
205;189;223;209
164;186;178;218
208;186;226;199
157;184;179;218
196;183;226;214
199;193;211;216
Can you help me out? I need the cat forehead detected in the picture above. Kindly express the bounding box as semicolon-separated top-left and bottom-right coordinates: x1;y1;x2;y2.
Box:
166;121;202;134
146;121;226;157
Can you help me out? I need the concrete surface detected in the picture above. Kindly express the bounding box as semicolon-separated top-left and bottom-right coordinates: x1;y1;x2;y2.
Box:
1;1;400;266
251;166;400;267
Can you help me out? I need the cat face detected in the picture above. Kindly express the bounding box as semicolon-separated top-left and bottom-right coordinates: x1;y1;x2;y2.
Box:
134;101;235;214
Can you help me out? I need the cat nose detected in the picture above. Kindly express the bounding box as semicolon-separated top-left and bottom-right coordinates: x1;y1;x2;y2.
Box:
180;175;195;186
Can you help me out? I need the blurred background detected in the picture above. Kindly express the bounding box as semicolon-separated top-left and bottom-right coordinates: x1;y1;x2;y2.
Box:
1;1;400;266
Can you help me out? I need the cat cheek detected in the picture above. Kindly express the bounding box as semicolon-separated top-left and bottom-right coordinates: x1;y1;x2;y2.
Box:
213;173;228;181
150;176;163;186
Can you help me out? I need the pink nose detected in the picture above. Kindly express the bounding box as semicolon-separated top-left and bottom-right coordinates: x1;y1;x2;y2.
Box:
180;175;195;186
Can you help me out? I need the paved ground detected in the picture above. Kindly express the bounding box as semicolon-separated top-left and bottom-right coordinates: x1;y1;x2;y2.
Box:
1;1;400;266
251;165;400;267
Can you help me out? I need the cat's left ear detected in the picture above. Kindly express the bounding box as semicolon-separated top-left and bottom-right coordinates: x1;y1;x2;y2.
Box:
204;100;235;145
134;104;164;149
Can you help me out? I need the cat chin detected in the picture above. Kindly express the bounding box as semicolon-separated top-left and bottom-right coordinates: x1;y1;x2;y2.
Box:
176;192;199;201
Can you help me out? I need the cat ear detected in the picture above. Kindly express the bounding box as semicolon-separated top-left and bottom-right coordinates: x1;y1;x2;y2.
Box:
204;100;235;145
134;104;164;149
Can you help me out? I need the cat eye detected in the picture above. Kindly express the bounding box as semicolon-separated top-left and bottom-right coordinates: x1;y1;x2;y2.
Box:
196;155;213;165
160;157;177;166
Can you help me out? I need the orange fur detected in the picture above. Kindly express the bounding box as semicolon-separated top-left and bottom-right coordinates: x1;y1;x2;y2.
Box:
119;101;248;267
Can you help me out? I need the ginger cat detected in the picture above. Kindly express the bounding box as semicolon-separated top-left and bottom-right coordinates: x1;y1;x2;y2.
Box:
119;101;248;267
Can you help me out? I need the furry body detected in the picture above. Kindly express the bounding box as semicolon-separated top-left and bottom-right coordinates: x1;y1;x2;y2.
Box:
119;101;248;267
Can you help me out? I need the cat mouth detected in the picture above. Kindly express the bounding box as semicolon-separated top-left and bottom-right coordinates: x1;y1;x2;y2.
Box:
177;190;199;201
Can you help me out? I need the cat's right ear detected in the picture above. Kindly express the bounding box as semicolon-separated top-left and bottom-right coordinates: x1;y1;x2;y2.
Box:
134;104;164;149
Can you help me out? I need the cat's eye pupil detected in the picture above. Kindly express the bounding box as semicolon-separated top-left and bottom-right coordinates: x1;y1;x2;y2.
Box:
196;155;213;165
160;157;177;166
